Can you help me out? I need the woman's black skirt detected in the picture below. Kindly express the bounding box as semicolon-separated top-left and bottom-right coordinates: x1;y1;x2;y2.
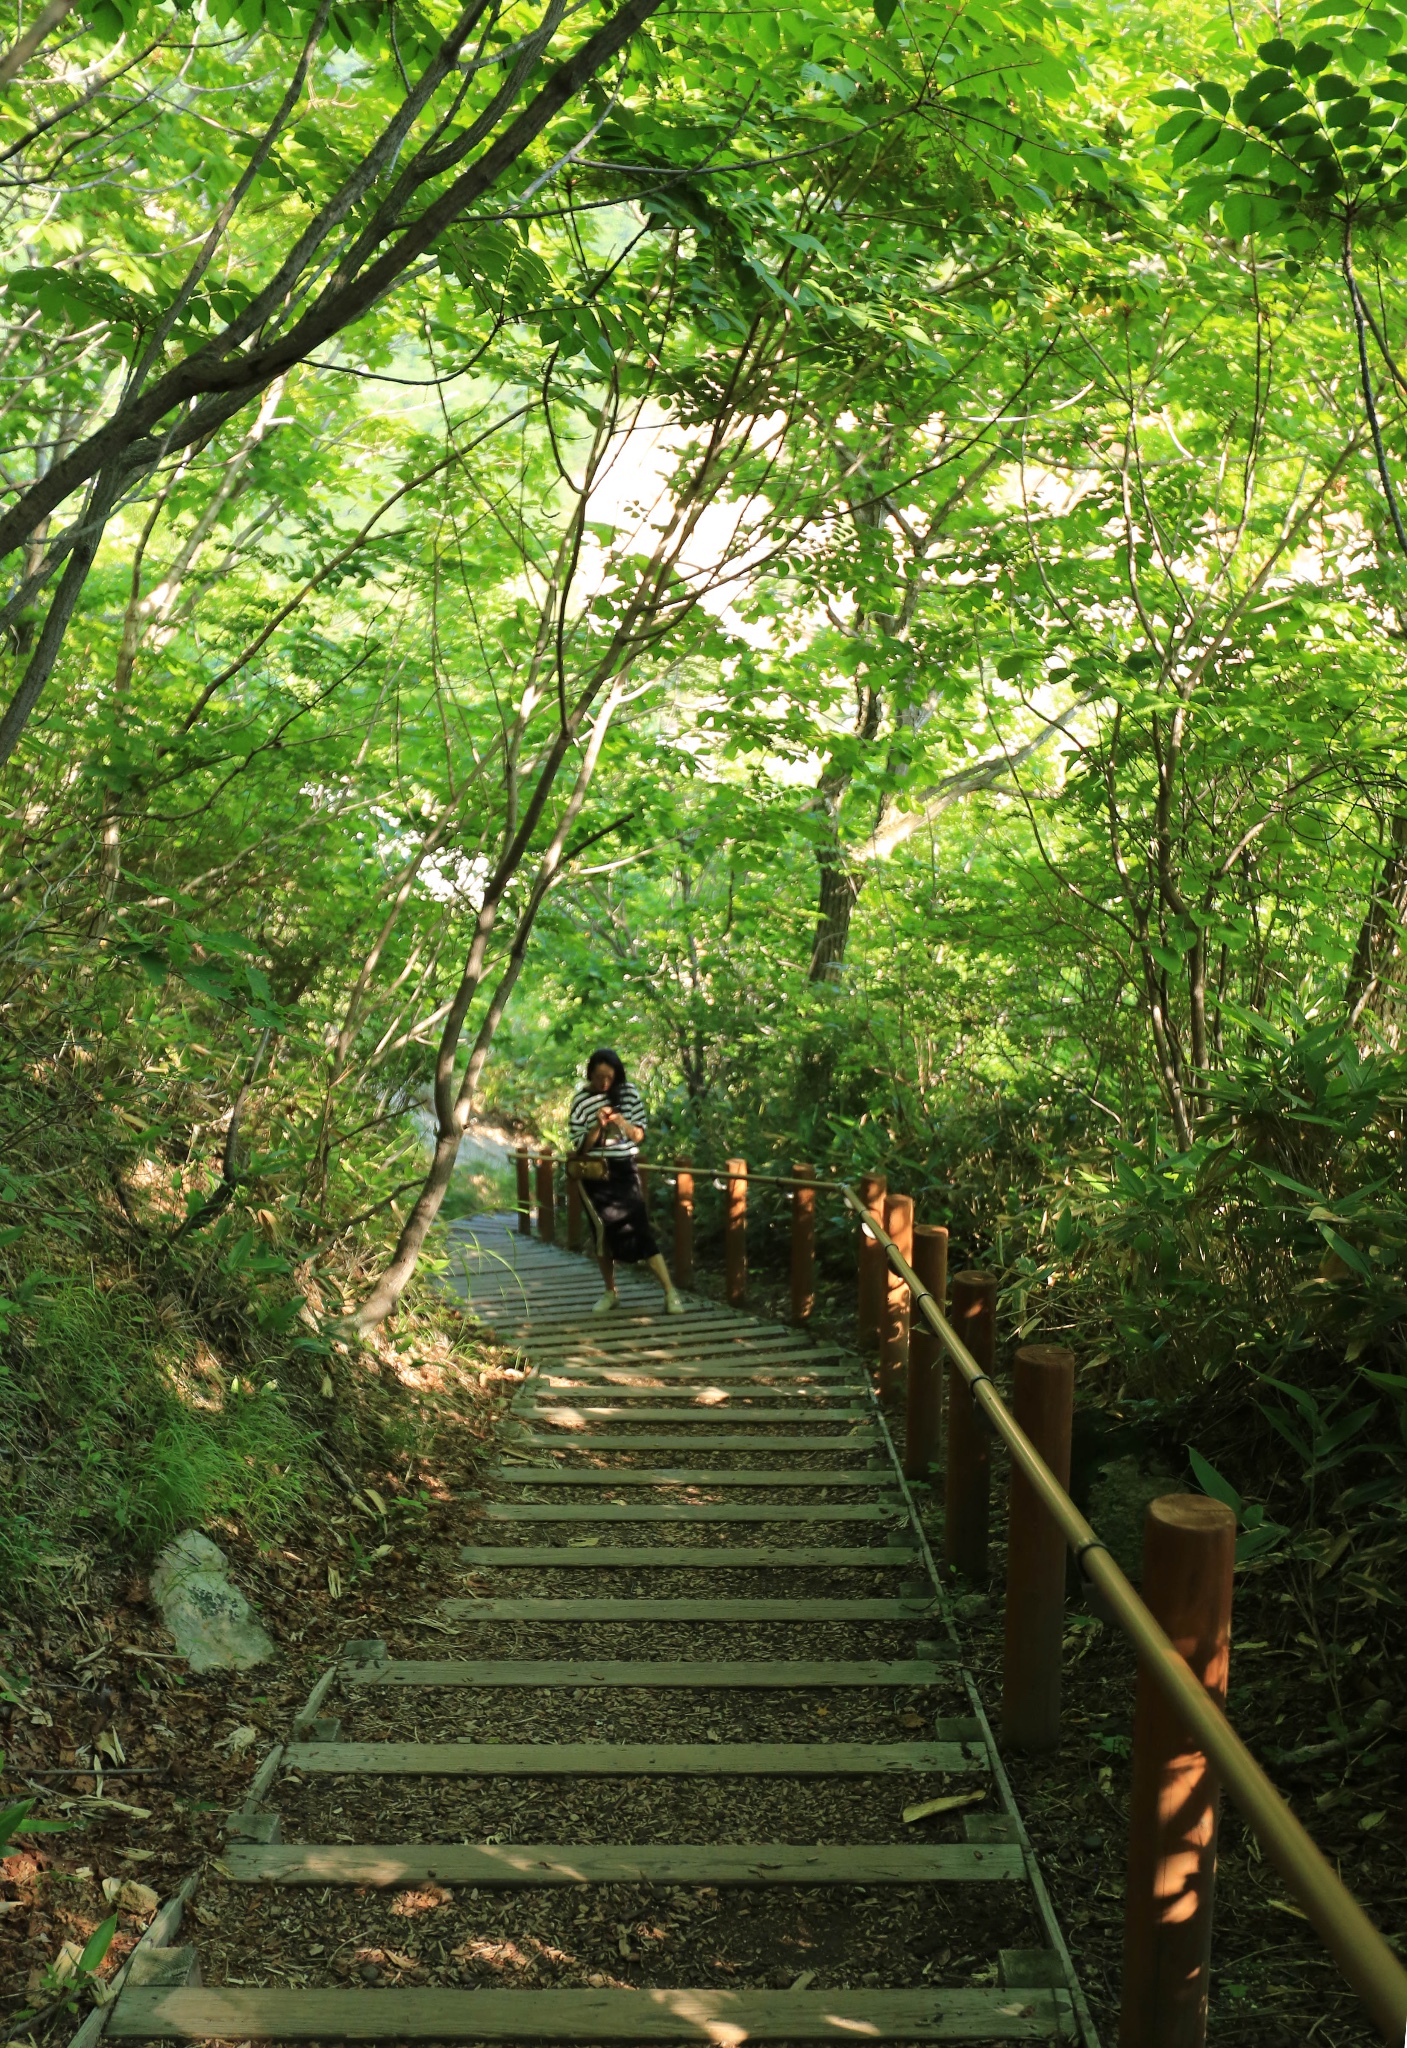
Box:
589;1157;659;1264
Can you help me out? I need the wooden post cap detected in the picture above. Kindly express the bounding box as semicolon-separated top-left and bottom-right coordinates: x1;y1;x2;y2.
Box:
1147;1495;1236;1537
1012;1343;1075;1372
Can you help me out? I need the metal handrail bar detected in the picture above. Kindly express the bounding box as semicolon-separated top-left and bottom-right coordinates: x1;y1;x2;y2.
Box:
842;1182;1407;2043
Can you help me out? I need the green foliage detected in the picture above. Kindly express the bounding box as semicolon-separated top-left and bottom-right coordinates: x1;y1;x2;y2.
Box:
0;1273;312;1593
8;0;1407;1596
1153;5;1407;245
1187;1447;1291;1563
0;1764;69;1859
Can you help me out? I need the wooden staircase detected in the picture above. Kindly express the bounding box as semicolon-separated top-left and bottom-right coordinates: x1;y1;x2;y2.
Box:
106;1216;1094;2044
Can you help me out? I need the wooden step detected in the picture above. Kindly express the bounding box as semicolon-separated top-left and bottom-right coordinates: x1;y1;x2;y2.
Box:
519;1391;867;1409
481;1504;897;1523
218;1840;1022;1887
283;1737;982;1776
109;1982;1071;2039
518;1332;848;1356
531;1365;858;1383
514;1318;837;1338
479;1308;749;1334
525;1382;862;1400
344;1656;955;1687
458;1545;918;1569
488;1467;892;1487
506;1433;880;1451
438;1596;938;1621
488;1318;769;1343
522;1340;851;1364
523;1405;870;1422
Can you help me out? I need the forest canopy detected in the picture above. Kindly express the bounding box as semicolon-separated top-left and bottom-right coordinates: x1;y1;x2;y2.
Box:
6;0;1407;1582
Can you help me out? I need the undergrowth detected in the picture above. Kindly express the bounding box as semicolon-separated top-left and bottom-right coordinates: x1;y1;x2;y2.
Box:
620;1008;1407;1587
0;988;491;1611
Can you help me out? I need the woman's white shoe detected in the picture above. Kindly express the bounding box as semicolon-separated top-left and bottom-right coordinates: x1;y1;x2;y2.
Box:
664;1290;686;1314
592;1290;620;1314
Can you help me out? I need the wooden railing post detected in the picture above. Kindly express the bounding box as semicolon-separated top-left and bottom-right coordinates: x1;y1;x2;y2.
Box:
1002;1344;1075;1752
945;1269;996;1581
535;1146;555;1247
904;1224;948;1481
515;1148;532;1237
856;1172;887;1354
674;1160;694;1287
790;1162;816;1325
878;1192;913;1406
566;1170;582;1252
1119;1495;1236;2048
725;1158;747;1306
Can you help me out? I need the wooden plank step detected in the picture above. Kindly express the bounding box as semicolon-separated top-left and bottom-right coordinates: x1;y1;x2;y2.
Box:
481;1504;895;1523
459;1545;918;1568
523;1405;870;1422
506;1433;880;1451
515;1335;832;1353
216;1841;1022;1887
521;1338;851;1362
492;1322;765;1345
345;1657;955;1687
283;1738;981;1776
526;1354;854;1375
437;1597;937;1620
530;1365;858;1383
479;1306;749;1330
493;1311;805;1332
488;1467;893;1487
110;1983;1071;2039
478;1308;750;1333
519;1391;867;1410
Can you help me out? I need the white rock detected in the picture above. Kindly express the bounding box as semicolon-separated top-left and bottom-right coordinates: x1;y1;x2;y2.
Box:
150;1530;274;1673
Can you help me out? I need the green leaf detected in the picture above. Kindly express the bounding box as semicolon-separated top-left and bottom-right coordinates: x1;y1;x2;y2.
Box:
1248;1162;1323;1198
1188;1446;1243;1515
78;1915;119;1978
1318;1224;1375;1277
873;0;897;25
1171;116;1226;166
1236;1523;1288;1563
1258;37;1299;66
1200;126;1248;166
0;1799;35;1855
1221;188;1285;237
1156;108;1208;144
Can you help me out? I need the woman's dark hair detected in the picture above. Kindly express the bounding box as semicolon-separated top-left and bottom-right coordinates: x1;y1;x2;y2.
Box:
586;1047;627;1105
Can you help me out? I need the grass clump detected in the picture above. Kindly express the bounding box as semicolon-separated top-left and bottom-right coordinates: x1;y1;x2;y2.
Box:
0;1277;312;1595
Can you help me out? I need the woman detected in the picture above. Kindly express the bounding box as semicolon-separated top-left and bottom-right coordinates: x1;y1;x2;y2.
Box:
568;1048;685;1314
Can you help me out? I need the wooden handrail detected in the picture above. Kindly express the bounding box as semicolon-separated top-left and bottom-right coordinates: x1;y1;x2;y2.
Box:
843;1182;1407;2043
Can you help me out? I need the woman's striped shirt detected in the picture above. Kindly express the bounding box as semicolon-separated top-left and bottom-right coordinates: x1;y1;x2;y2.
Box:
568;1082;648;1160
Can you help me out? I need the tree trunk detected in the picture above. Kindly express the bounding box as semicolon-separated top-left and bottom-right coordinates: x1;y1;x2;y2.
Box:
350;686;623;1330
1346;810;1407;1040
809;832;862;983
